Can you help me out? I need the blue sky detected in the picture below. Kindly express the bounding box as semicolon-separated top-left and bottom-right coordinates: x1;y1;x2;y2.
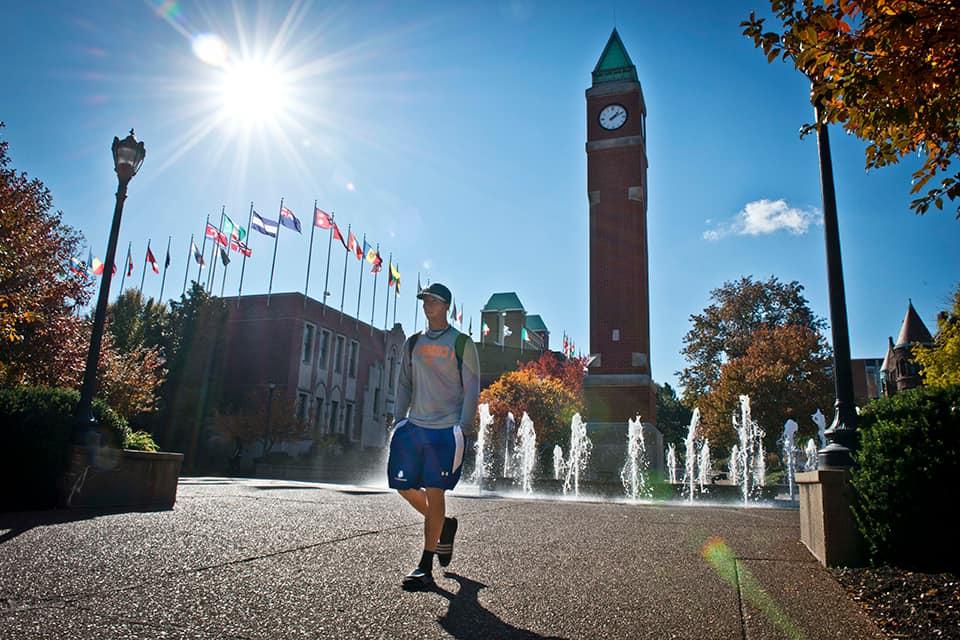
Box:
2;1;957;391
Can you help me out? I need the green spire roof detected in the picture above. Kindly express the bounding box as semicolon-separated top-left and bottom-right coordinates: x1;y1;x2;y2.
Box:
525;314;548;334
483;292;525;312
592;29;637;84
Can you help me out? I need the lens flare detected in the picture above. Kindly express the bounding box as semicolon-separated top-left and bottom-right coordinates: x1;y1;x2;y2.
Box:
192;33;229;68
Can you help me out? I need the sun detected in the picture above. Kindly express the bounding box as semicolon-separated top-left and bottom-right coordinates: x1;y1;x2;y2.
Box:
218;59;291;127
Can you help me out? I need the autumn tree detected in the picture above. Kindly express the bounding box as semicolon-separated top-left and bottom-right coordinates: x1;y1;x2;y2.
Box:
698;324;835;453
913;284;960;388
517;351;587;395
0;123;91;385
679;275;826;406
479;369;583;453
655;382;693;447
742;0;960;217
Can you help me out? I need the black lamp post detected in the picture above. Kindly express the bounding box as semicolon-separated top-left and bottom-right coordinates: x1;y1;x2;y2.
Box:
73;130;146;442
812;98;857;469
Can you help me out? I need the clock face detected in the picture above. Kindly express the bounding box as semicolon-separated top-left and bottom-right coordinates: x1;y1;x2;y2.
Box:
599;104;628;130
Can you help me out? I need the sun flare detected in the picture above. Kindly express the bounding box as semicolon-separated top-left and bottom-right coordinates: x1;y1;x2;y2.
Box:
218;60;290;126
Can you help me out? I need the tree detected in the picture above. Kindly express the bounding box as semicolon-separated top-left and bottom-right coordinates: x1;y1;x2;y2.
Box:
679;275;826;406
698;324;835;453
478;369;583;453
0;123;91;385
109;289;170;356
211;395;309;463
913;284;960;387
742;1;960;217
655;382;693;447
517;351;587;395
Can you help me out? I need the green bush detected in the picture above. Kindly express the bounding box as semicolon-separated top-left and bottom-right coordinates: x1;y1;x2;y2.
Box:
0;386;158;510
851;385;960;570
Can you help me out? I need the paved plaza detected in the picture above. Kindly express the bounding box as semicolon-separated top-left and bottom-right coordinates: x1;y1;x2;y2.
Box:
0;478;882;639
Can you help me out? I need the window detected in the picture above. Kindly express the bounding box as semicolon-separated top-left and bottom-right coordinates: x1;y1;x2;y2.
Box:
302;324;315;363
296;392;309;423
329;400;339;433
348;340;359;378
334;335;345;373
388;348;397;391
373;388;381;415
319;330;331;369
314;396;325;431
345;402;357;441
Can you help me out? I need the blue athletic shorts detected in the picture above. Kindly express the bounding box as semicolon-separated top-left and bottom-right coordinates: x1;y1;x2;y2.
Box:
387;419;464;491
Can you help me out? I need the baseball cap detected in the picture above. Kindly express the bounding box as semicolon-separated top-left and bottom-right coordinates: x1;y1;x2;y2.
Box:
417;282;452;304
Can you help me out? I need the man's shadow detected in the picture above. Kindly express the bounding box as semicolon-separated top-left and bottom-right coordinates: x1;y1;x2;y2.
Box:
430;572;566;640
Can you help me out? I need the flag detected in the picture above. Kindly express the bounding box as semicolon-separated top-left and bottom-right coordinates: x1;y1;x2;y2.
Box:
219;247;230;266
450;301;457;320
192;240;205;266
348;230;361;259
503;324;512;338
314;207;333;229
126;251;135;276
333;223;347;249
86;249;94;274
371;250;383;273
231;239;252;257
482;322;490;337
91;257;105;275
70;257;86;275
251;211;278;237
216;231;228;247
279;206;301;233
364;241;376;263
205;222;219;239
521;327;529;342
146;246;160;274
223;214;246;242
390;262;401;290
468;317;473;336
457;307;463;323
164;247;171;269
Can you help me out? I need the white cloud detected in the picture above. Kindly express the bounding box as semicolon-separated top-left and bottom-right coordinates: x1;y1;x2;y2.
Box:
703;199;820;241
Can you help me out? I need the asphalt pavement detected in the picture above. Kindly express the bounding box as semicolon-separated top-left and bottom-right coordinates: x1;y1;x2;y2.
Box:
0;477;883;639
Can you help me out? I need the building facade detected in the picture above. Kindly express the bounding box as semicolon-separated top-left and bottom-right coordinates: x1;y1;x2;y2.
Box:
880;301;933;397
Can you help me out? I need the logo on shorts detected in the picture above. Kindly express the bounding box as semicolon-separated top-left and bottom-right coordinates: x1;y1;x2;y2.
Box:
395;469;406;482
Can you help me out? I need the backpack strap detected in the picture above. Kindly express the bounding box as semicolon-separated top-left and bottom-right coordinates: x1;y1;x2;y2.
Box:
407;332;421;363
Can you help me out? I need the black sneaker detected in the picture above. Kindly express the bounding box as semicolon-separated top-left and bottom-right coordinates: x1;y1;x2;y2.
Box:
401;568;434;591
436;517;458;567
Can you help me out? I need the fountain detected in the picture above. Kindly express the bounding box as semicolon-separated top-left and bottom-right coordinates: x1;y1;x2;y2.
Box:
503;411;516;477
553;445;566;481
698;440;712;493
728;444;741;486
666;443;678;485
472;403;494;485
803;438;818;471
683;408;701;502
734;395;766;503
621;415;651;499
513;412;537;493
780;419;799;500
563;413;592;496
811;409;827;448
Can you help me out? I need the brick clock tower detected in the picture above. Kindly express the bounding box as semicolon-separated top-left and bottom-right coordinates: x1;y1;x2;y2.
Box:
583;29;657;427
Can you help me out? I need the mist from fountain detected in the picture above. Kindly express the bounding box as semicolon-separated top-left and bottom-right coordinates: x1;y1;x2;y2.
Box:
553;445;566;481
513;412;537;493
563;413;592;496
684;408;701;502
729;444;741;487
803;438;819;471
666;443;678;484
621;416;651;500
811;409;827;448
472;403;494;485
698;440;712;493
780;419;799;500
734;395;766;503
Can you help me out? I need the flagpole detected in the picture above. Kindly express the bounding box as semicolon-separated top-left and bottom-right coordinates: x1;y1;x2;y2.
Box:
355;233;365;329
267;198;284;306
159;235;171;302
304;199;317;307
209;205;225;293
198;214;209;286
392;263;398;327
237;201;253;308
413;272;419;333
220;246;229;297
339;223;351;321
501;311;506;352
182;233;193;297
383;253;392;331
370;243;379;336
320;213;335;315
139;239;150;294
118;241;132;294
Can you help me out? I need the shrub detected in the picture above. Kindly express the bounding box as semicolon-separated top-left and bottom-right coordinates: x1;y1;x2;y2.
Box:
851;385;960;570
0;386;158;510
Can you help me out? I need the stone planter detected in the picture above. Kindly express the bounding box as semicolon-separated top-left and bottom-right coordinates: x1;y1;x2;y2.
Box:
67;447;183;510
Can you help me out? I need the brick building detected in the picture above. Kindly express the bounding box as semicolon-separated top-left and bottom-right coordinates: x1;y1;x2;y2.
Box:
880;301;933;397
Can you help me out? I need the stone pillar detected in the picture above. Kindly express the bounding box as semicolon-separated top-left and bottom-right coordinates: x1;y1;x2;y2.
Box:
796;469;864;567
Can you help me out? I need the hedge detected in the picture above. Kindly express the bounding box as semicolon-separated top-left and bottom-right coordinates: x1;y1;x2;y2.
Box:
0;386;158;510
852;385;960;571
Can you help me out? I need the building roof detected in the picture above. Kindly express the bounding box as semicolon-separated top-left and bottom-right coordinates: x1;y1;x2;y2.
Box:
525;314;549;334
881;336;895;372
592;28;638;84
895;300;933;347
483;292;525;312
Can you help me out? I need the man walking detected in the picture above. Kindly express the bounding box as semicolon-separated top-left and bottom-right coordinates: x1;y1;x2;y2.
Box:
387;282;480;590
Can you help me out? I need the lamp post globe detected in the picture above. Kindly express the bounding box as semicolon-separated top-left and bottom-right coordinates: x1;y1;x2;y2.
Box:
73;130;145;443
